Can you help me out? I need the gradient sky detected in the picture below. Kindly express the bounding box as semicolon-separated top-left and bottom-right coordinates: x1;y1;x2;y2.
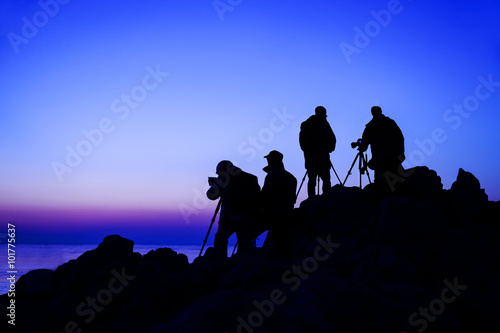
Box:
1;0;499;244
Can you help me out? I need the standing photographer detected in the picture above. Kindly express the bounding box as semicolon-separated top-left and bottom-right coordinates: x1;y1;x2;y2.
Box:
261;150;297;258
299;106;337;198
206;160;260;256
358;106;405;197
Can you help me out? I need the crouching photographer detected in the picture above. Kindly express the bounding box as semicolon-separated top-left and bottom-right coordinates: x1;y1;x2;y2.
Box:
206;161;261;256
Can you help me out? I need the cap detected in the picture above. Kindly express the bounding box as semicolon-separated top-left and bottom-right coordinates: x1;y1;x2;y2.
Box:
264;150;283;161
216;160;233;174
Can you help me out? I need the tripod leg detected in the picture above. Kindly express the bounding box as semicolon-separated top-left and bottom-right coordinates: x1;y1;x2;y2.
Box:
330;161;342;185
199;199;222;257
359;168;362;188
232;241;238;256
295;171;308;200
359;153;363;188
363;153;372;184
343;154;359;186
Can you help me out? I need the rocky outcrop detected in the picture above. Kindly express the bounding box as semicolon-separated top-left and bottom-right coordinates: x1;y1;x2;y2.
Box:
1;168;499;333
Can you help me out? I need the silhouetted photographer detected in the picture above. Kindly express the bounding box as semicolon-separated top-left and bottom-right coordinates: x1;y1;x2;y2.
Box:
358;106;405;197
206;160;260;256
299;106;337;197
260;150;297;258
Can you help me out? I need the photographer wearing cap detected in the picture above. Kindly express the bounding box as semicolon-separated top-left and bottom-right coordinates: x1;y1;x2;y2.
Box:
358;106;405;197
261;150;297;258
206;160;261;256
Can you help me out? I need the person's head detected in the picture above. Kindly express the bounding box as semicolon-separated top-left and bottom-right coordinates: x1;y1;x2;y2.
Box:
315;106;327;117
264;150;283;166
216;160;234;176
371;106;382;117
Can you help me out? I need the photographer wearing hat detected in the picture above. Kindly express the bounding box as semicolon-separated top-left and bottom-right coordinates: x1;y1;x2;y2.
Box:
261;150;297;258
206;160;260;256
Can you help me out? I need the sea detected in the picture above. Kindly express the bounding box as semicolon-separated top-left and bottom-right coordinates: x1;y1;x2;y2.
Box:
0;243;234;295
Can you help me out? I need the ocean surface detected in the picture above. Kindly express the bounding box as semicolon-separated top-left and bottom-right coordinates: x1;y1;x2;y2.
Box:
0;243;231;295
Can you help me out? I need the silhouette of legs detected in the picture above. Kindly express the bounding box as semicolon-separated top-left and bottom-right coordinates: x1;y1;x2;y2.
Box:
214;215;254;256
305;152;332;197
234;216;254;254
214;219;231;256
321;168;331;194
307;171;317;197
307;167;331;197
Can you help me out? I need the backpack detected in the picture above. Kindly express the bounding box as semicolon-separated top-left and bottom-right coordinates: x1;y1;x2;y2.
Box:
299;115;336;153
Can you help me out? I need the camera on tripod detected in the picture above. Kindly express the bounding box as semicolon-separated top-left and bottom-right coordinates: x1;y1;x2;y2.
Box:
343;138;372;187
351;138;363;149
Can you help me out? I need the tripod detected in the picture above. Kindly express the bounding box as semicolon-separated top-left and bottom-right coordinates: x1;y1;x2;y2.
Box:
343;150;372;188
198;199;222;257
296;161;342;199
231;238;257;256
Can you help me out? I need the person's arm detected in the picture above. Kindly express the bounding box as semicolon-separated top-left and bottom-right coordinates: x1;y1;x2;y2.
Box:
359;126;370;152
261;175;271;203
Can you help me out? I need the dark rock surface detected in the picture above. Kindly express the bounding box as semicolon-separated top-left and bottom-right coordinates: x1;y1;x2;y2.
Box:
2;168;499;333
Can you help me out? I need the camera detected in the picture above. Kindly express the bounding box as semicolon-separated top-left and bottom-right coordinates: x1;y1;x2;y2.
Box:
208;177;218;186
351;138;363;149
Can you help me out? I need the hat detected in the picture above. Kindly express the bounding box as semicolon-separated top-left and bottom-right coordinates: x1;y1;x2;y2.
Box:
264;150;283;161
216;160;233;174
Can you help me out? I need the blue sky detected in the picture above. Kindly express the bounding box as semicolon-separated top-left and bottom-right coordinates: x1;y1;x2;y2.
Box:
1;0;499;244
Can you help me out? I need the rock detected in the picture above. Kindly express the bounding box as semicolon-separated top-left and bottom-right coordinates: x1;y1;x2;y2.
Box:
9;169;500;332
15;269;54;298
164;290;255;333
477;200;500;229
445;168;489;226
49;235;140;332
403;166;443;202
1;269;55;333
297;185;376;244
52;234;136;294
361;197;449;246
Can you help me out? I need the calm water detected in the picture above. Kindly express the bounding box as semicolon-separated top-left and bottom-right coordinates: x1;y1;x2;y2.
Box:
0;243;225;295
